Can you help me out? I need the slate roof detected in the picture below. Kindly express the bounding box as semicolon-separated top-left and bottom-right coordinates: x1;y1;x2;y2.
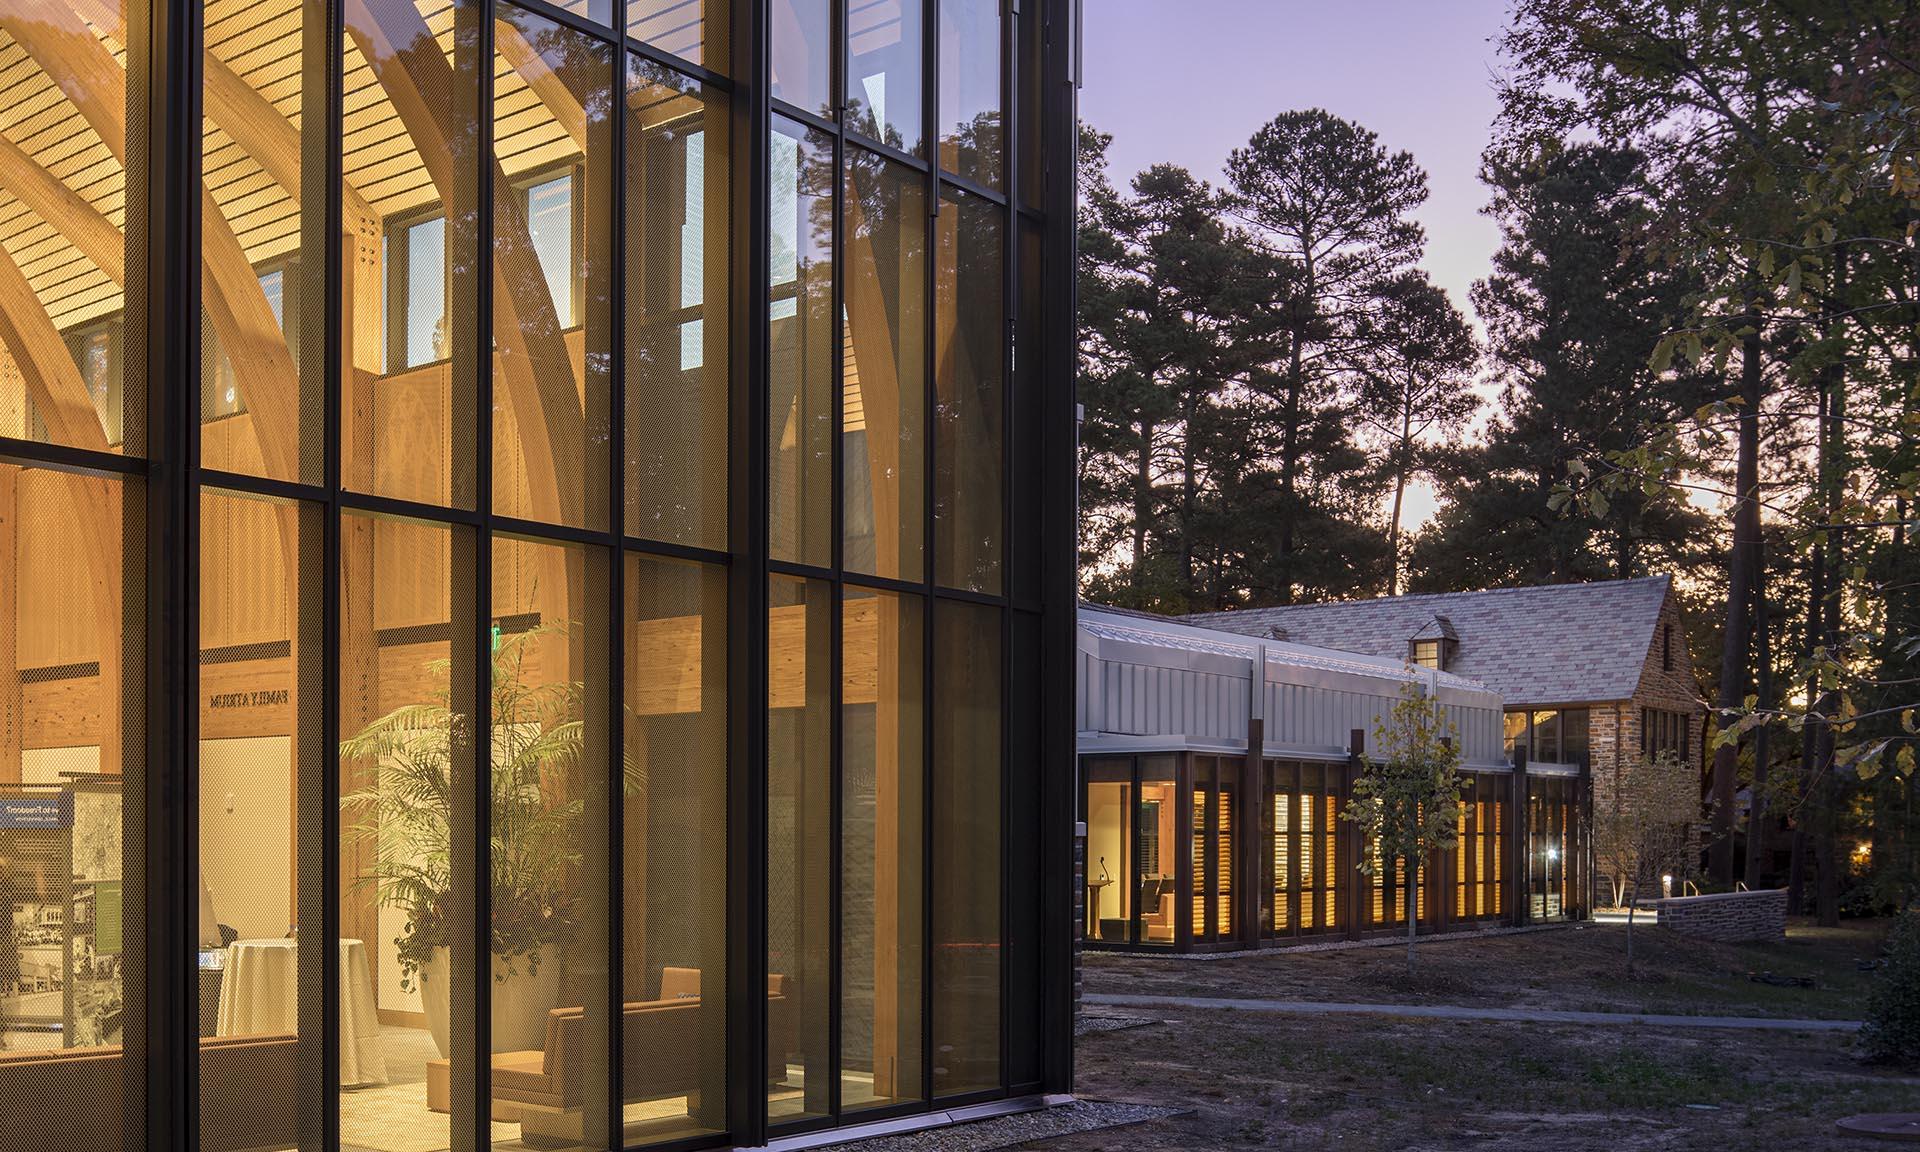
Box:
1183;576;1677;707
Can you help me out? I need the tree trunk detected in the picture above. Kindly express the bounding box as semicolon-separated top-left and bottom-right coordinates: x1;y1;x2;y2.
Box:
1131;419;1153;592
1816;251;1849;929
1709;311;1763;886
1405;861;1417;974
1275;251;1316;606
1387;466;1407;598
1788;461;1825;916
1276;332;1305;605
1625;889;1636;979
1744;548;1773;889
1180;402;1197;605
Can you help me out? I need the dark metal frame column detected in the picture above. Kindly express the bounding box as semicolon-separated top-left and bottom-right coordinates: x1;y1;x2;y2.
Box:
150;0;201;1147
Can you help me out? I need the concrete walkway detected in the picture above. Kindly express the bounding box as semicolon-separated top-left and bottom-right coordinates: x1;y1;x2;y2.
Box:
1081;992;1862;1032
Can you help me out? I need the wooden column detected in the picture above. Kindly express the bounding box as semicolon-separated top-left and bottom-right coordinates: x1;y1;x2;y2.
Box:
1343;730;1364;940
339;243;383;990
869;593;901;1098
0;466;17;784
1240;722;1263;946
1510;749;1530;927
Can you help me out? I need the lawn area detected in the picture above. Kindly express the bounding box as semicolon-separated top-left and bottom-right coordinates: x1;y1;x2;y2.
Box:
1081;917;1887;1020
1046;919;1920;1150
1058;1009;1920;1151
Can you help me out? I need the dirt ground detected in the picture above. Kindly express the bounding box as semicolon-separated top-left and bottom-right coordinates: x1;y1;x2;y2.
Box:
1080;918;1886;1019
1041;920;1920;1150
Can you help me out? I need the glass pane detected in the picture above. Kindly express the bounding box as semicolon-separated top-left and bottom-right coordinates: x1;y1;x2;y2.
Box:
768;118;834;569
1502;711;1526;762
1532;710;1559;764
938;0;1001;188
546;0;614;29
933;189;1003;593
1190;763;1208;939
847;0;924;155
843;151;926;581
343;0;482;509
493;5;613;532
0;465;144;1147
624;554;728;1143
1562;708;1590;766
1135;758;1175;945
768;575;830;1121
0;4;143;458
770;0;834;118
932;600;1000;1095
202;0;318;483
338;513;473;1152
1084;776;1130;943
840;588;924;1111
629;0;728;71
486;534;611;1151
197;489;321;1152
1216;773;1234;937
627;62;731;550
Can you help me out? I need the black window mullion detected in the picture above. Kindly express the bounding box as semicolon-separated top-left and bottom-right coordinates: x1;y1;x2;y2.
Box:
467;2;497;1148
826;0;847;1120
151;0;201;1145
316;0;347;1140
626;30;735;92
920;0;939;1101
607;9;628;1148
731;0;771;1139
994;0;1013;1075
0;435;146;477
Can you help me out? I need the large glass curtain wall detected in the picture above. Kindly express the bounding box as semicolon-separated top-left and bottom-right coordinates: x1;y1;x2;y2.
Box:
763;0;1030;1134
0;0;1059;1149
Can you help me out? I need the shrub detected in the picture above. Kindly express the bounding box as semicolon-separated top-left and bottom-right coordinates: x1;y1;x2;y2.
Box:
1861;911;1920;1065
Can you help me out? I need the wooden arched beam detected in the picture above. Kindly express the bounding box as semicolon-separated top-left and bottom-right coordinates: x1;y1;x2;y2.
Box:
0;0;303;484
0;134;124;284
842;173;912;578
64;0;379;231
0;2;309;779
496;18;587;152
0;239;125;774
346;0;586;534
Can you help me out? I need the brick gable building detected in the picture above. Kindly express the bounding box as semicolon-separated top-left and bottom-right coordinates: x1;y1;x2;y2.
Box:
1188;576;1708;884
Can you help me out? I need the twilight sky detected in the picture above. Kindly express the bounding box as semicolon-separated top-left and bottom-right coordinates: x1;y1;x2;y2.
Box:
1078;0;1516;529
1080;0;1513;328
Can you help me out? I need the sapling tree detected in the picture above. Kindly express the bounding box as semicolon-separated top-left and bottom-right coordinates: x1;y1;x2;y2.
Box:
1591;751;1701;978
1344;679;1467;973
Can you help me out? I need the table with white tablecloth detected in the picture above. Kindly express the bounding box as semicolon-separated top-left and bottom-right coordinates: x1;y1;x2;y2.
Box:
216;937;389;1086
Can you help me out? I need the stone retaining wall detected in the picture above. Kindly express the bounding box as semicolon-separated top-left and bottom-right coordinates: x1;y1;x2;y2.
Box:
1652;888;1787;942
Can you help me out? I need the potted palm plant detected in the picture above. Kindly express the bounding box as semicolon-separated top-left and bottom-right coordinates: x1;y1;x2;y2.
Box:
340;627;590;1055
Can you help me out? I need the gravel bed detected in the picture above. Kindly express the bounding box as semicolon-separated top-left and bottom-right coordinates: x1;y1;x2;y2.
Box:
820;1100;1183;1152
1080;920;1568;961
1075;1011;1160;1036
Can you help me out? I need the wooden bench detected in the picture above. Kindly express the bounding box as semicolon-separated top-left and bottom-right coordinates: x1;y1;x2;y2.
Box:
426;967;794;1146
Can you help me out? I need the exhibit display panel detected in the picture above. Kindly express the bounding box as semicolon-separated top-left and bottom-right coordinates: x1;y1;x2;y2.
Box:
0;0;1075;1147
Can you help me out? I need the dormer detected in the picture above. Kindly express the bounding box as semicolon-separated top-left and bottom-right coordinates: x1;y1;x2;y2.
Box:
1408;614;1458;671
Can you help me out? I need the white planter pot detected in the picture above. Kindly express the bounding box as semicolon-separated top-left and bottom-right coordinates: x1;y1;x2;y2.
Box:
418;944;561;1056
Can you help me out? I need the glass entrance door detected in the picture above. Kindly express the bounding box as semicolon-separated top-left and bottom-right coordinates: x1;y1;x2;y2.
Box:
1077;755;1177;947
